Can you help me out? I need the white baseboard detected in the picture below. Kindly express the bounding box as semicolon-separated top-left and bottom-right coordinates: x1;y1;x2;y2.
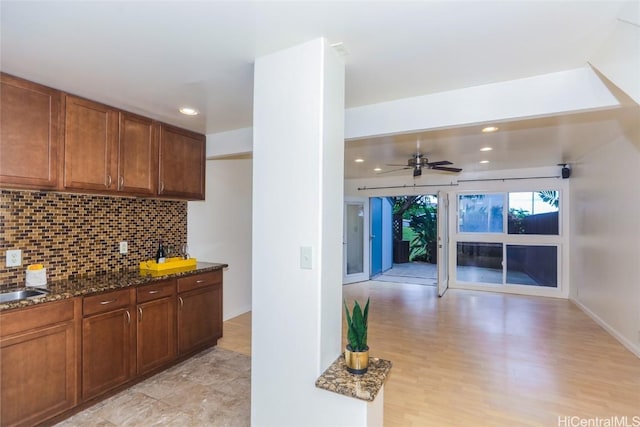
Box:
570;297;640;359
223;305;252;321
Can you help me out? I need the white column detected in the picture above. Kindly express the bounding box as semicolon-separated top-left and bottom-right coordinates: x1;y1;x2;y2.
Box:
252;38;371;425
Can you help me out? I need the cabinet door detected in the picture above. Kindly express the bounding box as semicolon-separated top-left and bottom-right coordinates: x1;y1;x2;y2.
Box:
0;299;79;427
177;284;222;356
136;296;176;374
118;113;157;195
158;124;205;200
0;73;61;189
1;322;77;427
64;95;118;191
82;307;133;400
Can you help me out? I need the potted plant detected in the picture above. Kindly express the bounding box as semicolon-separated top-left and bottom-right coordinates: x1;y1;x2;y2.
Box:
344;297;370;374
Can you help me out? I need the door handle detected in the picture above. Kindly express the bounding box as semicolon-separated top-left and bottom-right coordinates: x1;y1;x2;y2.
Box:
147;290;160;294
125;310;131;325
178;296;184;309
99;299;116;305
138;306;143;321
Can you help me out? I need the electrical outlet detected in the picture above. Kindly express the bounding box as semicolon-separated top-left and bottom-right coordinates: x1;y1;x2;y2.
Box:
119;241;128;255
6;249;22;267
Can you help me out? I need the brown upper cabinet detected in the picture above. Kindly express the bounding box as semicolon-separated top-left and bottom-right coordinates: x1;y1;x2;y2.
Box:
0;73;62;189
159;124;206;200
64;95;119;192
1;73;204;200
118;112;157;195
64;97;158;196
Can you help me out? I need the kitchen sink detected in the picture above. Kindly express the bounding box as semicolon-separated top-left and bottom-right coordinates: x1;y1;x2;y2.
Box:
0;288;49;304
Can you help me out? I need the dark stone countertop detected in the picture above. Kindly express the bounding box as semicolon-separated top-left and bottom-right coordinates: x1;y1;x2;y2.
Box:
315;354;392;402
0;262;228;312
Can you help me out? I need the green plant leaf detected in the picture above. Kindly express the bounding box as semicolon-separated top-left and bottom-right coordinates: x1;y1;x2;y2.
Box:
362;298;370;348
344;298;370;351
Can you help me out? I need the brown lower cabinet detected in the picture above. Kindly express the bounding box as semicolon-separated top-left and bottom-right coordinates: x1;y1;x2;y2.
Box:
81;288;135;401
0;270;222;426
136;280;176;374
0;298;81;427
177;270;223;356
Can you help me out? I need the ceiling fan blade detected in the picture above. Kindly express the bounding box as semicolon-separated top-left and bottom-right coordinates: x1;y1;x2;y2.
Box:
385;163;411;167
426;160;452;166
430;166;462;173
377;167;411;175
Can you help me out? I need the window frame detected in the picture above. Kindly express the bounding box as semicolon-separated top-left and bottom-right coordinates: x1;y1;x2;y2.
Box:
452;186;565;296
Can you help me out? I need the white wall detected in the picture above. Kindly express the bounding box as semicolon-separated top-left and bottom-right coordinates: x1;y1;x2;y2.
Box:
252;38;374;426
590;1;640;105
187;158;252;320
345;67;619;140
569;114;640;357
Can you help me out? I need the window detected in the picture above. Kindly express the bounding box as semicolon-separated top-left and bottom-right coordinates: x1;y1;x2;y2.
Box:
458;194;503;233
506;245;557;287
455;190;562;290
456;242;502;284
508;191;559;235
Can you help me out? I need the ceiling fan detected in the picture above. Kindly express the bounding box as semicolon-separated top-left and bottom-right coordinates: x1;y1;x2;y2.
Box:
381;152;462;177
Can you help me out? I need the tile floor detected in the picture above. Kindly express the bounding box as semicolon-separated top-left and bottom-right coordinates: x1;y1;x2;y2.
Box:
56;347;250;427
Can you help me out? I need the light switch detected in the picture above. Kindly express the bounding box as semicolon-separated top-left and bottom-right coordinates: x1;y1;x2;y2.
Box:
300;246;312;270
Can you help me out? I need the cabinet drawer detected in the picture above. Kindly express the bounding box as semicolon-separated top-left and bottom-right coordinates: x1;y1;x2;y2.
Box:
177;270;221;293
136;280;175;303
0;298;76;338
83;289;131;317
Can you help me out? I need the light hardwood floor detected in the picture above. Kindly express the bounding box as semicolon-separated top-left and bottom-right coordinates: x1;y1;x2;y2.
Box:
220;281;640;426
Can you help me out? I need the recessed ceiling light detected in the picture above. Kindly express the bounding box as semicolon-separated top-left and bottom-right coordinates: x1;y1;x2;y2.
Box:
480;160;490;164
355;158;364;163
179;107;199;116
480;147;493;152
482;126;499;133
374;167;382;172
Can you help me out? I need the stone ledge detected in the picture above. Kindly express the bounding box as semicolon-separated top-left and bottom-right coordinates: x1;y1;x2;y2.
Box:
315;354;392;402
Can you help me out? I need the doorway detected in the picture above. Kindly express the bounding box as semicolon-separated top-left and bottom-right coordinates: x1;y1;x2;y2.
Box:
370;194;440;287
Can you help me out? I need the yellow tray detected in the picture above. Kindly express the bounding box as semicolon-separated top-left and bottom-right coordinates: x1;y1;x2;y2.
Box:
140;257;197;271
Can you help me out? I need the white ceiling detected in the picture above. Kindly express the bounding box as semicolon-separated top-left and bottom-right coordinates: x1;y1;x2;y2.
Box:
1;1;636;179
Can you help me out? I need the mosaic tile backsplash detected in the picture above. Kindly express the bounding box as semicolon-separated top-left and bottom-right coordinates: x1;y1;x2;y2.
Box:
0;190;187;290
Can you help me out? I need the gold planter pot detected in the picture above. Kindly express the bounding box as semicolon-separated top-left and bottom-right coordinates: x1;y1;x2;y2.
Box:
345;345;369;375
